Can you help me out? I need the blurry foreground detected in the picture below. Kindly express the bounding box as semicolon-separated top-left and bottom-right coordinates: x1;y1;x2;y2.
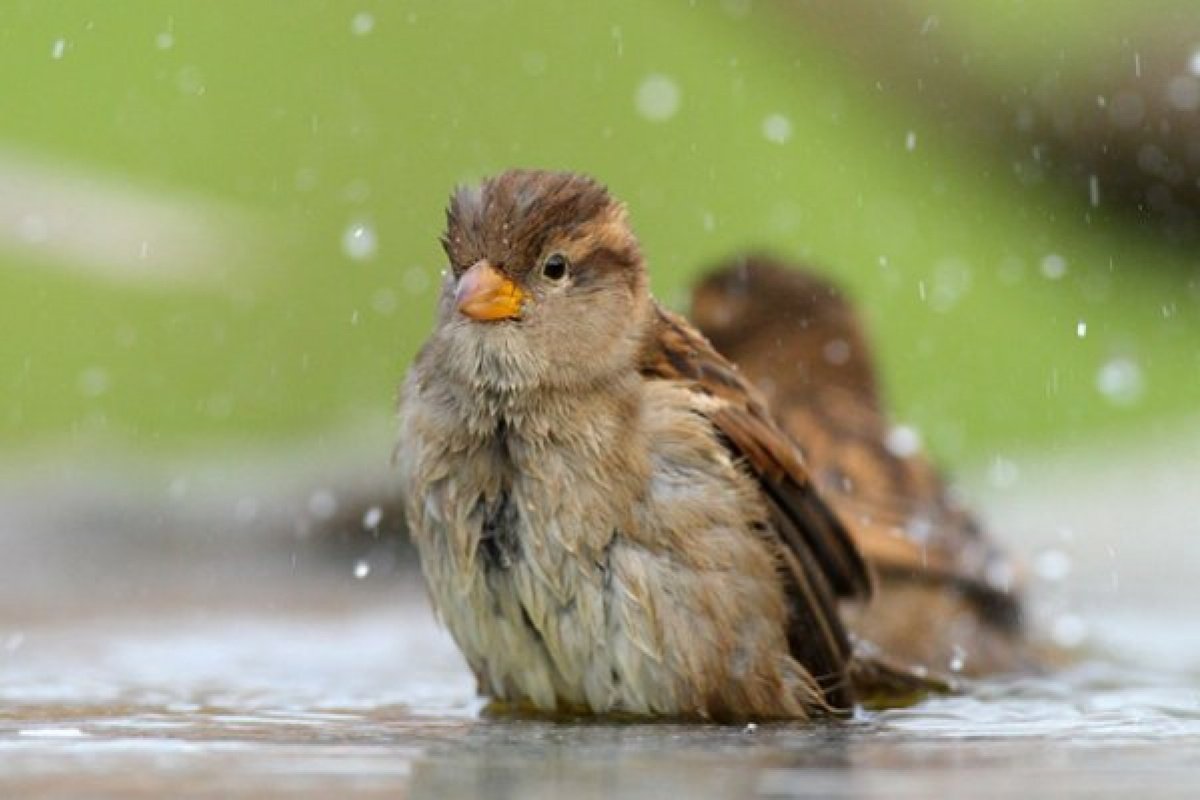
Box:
1;430;1198;798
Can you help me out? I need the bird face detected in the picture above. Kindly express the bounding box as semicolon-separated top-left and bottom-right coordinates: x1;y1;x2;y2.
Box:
435;170;649;391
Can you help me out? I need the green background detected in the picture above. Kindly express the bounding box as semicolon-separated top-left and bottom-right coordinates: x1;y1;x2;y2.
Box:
2;1;1197;466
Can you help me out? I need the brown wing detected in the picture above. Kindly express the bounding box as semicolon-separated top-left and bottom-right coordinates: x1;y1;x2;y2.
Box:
690;256;1028;678
639;301;870;709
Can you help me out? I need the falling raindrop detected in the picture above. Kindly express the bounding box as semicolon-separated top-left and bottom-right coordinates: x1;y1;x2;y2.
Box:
1040;253;1068;280
50;38;66;59
354;560;371;579
350;12;375;36
1034;548;1072;582
949;645;966;673
1095;357;1144;406
342;221;378;261
634;74;681;122
884;425;922;458
363;506;383;530
1051;614;1087;648
761;113;793;144
905;130;917;151
1076;320;1087;338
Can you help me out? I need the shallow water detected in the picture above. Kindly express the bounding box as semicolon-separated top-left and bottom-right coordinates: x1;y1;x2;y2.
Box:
2;437;1199;797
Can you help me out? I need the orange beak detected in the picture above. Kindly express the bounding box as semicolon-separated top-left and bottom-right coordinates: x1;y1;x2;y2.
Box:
455;260;525;322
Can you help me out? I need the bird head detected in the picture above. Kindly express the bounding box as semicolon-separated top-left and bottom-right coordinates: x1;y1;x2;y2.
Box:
435;169;649;391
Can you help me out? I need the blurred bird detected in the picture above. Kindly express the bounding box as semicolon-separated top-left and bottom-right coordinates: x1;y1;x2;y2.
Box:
691;258;1029;686
395;169;1028;721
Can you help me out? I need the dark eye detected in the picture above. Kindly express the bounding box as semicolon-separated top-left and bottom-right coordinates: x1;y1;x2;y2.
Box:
542;253;569;281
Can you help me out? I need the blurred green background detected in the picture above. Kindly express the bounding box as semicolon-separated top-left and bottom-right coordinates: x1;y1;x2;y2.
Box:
2;0;1198;468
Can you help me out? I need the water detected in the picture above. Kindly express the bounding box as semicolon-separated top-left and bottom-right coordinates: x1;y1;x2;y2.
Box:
2;434;1198;797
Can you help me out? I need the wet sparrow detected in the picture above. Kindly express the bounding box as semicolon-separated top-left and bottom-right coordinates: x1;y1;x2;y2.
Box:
395;170;1024;721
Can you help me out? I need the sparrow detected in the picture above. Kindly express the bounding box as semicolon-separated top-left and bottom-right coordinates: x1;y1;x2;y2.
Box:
691;259;1029;680
395;169;1026;721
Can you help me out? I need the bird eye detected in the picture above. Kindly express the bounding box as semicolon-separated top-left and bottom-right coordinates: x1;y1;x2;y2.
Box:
542;253;569;281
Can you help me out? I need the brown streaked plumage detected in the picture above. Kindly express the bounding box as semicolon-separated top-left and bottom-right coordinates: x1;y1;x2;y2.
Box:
691;256;1029;677
395;170;1026;722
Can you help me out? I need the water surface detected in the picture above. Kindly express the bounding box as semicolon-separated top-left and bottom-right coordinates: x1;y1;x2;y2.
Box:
2;438;1198;797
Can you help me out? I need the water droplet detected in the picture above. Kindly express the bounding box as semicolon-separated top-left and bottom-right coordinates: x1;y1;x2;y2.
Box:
155;32;175;50
885;425;922;458
308;489;338;520
50;38;66;60
821;338;851;365
342;221;378;261
1051;614;1087;648
1076;320;1087;338
363;506;383;530
1095;356;1144;406
1088;174;1100;207
905;130;917;151
350;12;375;36
949;645;966;673
354;559;371;579
634;74;680;122
1040;253;1068;280
1034;548;1072;582
761;113;792;144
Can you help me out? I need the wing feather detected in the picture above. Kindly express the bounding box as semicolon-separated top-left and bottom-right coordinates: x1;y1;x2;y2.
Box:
639;302;872;709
